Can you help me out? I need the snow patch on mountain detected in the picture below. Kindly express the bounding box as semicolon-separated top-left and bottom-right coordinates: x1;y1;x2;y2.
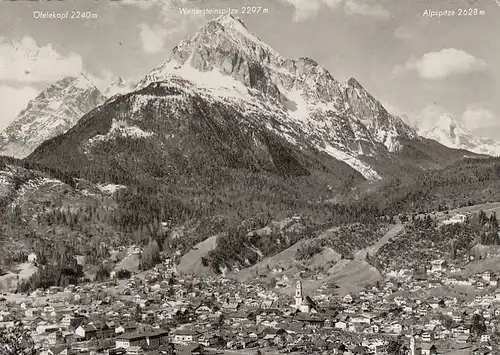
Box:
137;57;261;107
96;183;126;195
321;144;381;180
84;119;154;155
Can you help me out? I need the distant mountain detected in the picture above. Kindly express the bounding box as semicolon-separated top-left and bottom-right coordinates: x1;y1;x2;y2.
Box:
104;77;134;99
0;74;106;159
417;114;500;157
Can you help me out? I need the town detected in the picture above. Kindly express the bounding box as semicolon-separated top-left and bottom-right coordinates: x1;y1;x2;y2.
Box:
1;241;500;355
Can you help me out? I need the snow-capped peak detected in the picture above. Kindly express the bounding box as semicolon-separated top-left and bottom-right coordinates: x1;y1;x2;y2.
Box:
419;113;500;156
72;73;95;89
212;14;276;54
216;14;249;31
0;74;106;158
133;16;423;180
104;76;133;98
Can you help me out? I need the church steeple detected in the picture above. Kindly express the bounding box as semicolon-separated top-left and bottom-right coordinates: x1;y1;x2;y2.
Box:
295;280;303;298
410;328;416;355
294;280;303;308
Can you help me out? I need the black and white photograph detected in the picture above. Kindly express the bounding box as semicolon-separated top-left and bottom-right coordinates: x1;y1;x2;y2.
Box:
0;0;500;354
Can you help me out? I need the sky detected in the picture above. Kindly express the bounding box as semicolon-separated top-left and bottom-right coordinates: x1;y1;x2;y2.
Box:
0;0;499;139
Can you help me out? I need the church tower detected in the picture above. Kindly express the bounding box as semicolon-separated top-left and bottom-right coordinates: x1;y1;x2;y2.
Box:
294;280;303;309
410;331;416;355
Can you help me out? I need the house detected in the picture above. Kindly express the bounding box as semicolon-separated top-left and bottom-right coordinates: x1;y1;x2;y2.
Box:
390;323;403;334
335;321;347;330
75;321;115;340
47;346;69;355
365;324;380;334
443;213;467;225
172;330;199;345
126;346;143;355
351;315;371;325
228;311;255;322
116;323;138;334
75;324;96;340
28;252;38;265
222;302;239;312
430;260;447;273
60;315;85;330
25;308;41;318
452;311;464;323
343;294;354;304
482;270;492;282
421;344;437;355
295;313;325;328
197;334;221;347
421;332;433;342
116;330;169;349
117;334;147;350
47;331;64;346
193;304;212;315
428;280;442;288
481;334;491;343
36;323;60;334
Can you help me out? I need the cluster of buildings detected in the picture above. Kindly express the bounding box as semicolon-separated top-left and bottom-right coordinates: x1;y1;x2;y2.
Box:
0;255;500;355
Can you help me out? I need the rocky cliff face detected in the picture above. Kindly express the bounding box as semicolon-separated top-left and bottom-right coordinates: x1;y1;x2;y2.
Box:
0;74;106;158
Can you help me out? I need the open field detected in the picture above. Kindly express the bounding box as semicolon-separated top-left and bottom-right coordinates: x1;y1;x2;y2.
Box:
113;246;141;273
0;262;37;291
236;223;403;296
177;235;219;276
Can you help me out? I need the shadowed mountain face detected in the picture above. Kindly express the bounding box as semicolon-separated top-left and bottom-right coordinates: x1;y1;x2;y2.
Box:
26;80;363;193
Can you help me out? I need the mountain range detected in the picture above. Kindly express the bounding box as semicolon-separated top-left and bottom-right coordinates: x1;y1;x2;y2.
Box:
21;15;479;187
2;15;500;285
1;15;496;178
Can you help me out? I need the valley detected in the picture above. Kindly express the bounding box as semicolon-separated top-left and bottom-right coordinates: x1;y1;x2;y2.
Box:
0;9;498;355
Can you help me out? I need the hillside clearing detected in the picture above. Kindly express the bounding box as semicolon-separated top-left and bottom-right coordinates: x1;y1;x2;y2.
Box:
177;235;219;276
